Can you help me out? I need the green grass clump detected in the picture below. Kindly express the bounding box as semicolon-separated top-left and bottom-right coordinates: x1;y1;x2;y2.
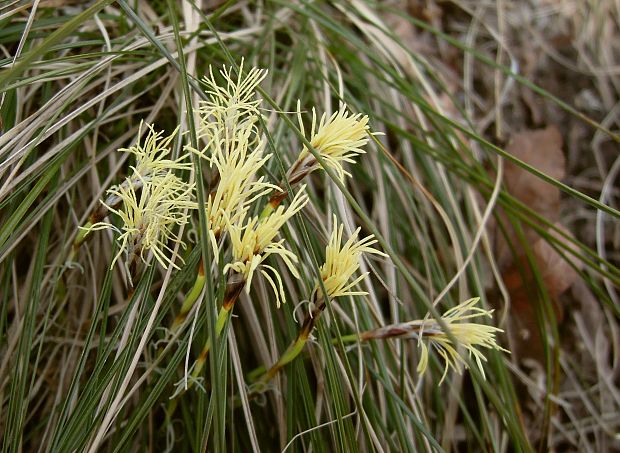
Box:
1;1;618;452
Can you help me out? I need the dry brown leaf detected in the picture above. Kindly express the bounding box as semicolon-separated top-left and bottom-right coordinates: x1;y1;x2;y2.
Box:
532;224;581;299
494;126;566;268
521;88;545;126
501;222;581;360
488;127;582;361
379;0;456;69
504;126;565;222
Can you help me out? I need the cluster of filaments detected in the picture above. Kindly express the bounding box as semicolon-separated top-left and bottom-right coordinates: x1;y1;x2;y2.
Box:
82;61;506;383
83;122;195;278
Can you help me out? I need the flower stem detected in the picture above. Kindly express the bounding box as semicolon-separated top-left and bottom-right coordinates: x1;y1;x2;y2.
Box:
336;333;361;344
259;188;287;219
170;259;205;332
72;220;92;250
164;275;245;421
253;293;326;391
171;273;245;398
258;334;308;386
189;304;231;378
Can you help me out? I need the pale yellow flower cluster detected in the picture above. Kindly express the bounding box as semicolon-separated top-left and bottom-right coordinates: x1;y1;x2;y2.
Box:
193;63;308;306
122;122;192;178
288;102;370;183
197;60;267;145
202;125;278;257
94;173;195;270
224;188;308;307
190;62;278;258
98;122;192;212
317;216;387;300
414;298;508;384
83;126;196;273
86;60;376;301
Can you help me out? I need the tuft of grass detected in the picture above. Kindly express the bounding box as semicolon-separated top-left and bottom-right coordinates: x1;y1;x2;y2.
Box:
1;1;618;452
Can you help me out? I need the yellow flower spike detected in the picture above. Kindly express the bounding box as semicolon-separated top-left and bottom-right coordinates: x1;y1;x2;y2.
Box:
249;216;387;391
288;102;371;183
414;298;509;384
82;172;196;275
223;186;309;307
316;215;387;300
122;121;192;179
83;122;191;229
190;121;280;258
188;61;276;259
198;59;268;143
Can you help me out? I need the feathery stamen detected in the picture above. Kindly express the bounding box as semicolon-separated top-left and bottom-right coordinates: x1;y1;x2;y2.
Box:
414;298;508;384
83;172;196;275
224;187;309;307
316;215;387;300
288;102;370;182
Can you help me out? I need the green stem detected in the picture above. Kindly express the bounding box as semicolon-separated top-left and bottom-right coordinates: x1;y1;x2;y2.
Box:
170;259;205;332
249;332;360;393
258;335;307;386
336;333;362;344
164;304;232;422
253;294;326;392
259;181;293;219
168;273;245;407
73;221;92;249
190;305;231;379
259;202;275;219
